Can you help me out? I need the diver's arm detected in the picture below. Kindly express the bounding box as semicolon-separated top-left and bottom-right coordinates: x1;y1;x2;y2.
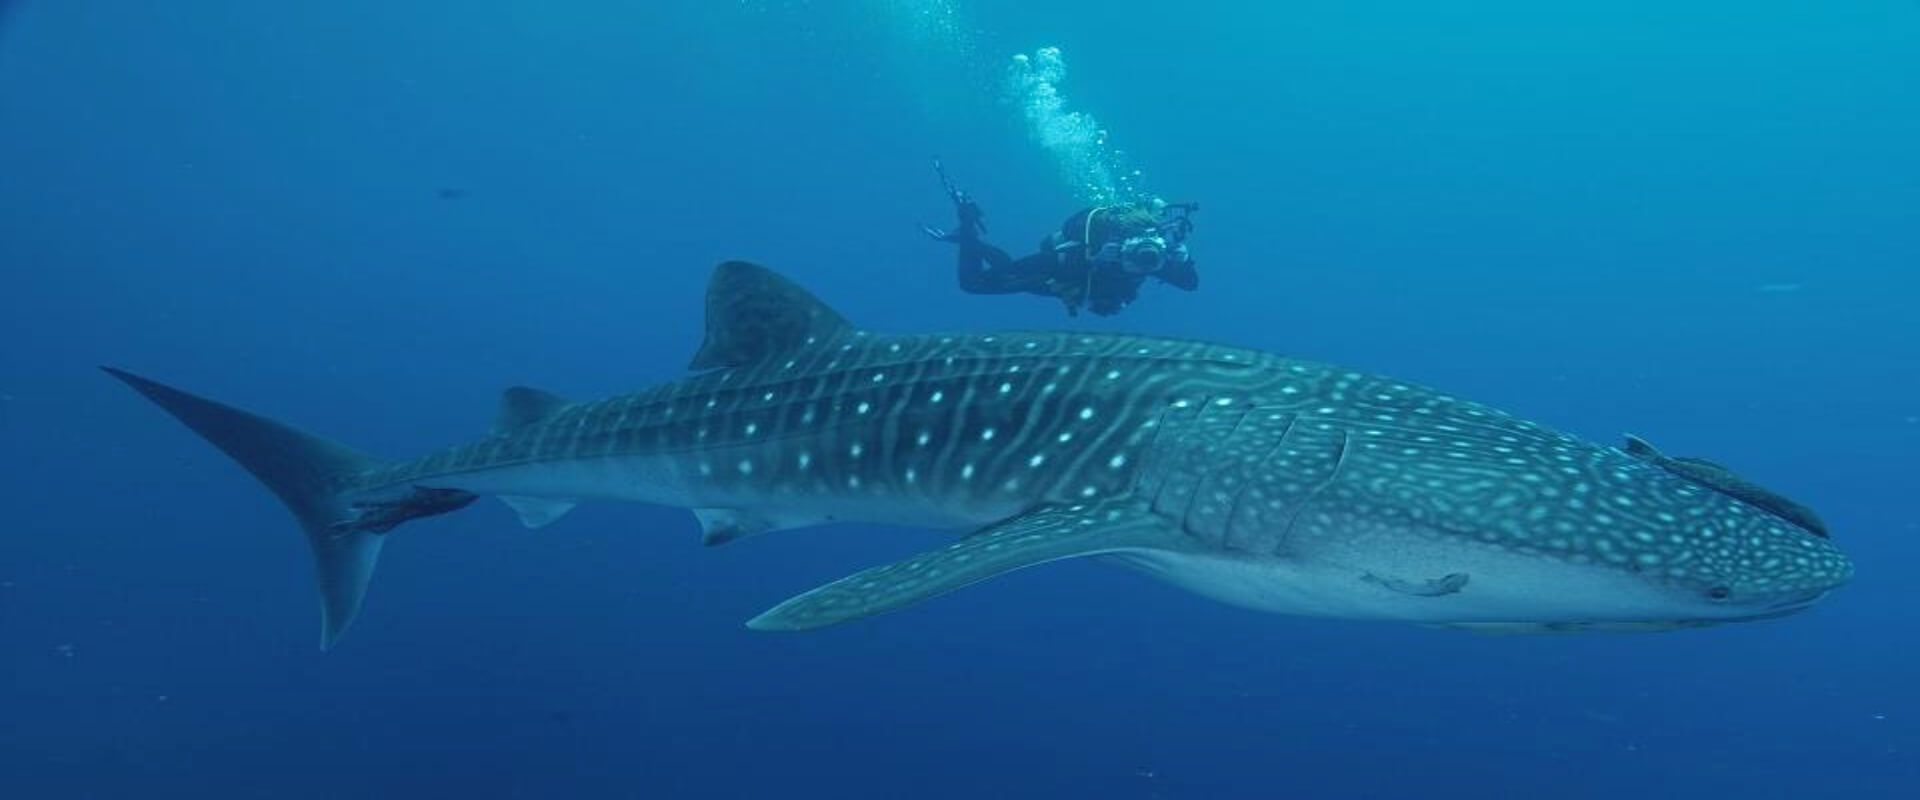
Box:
1157;258;1199;291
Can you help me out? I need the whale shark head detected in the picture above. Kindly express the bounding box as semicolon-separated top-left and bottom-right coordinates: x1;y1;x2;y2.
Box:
1253;423;1859;634
1567;441;1851;630
1118;434;1852;636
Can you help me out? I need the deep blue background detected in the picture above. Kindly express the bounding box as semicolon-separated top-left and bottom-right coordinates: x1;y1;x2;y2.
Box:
3;2;1917;797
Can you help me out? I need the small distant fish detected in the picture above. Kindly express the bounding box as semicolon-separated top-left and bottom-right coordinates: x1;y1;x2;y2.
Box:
436;187;469;200
1755;282;1804;294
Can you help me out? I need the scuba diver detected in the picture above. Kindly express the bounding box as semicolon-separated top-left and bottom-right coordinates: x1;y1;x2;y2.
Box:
922;160;1199;317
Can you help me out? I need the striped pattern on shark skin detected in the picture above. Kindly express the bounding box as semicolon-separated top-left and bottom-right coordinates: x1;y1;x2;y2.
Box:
105;261;1851;648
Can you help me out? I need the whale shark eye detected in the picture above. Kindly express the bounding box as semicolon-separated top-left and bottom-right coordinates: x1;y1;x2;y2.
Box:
1706;586;1732;601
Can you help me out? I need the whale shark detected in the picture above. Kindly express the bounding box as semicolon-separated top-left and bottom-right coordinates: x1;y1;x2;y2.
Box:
106;261;1852;648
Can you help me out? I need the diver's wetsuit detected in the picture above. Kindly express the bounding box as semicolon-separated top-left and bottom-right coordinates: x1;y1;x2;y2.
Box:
951;206;1199;317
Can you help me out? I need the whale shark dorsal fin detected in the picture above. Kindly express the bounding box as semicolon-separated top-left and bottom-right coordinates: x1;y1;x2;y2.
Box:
495;386;568;434
689;261;855;371
745;500;1179;631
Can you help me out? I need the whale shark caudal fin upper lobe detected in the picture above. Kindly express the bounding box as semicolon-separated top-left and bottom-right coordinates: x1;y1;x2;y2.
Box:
101;367;464;650
746;499;1181;631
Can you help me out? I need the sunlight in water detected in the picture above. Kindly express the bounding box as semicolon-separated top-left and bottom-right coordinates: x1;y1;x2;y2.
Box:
872;0;981;65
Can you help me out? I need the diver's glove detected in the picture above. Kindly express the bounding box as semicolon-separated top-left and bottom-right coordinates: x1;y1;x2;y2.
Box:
922;196;986;243
925;158;987;243
1091;242;1123;264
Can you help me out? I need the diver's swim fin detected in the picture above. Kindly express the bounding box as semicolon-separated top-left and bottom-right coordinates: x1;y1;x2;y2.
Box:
931;157;986;235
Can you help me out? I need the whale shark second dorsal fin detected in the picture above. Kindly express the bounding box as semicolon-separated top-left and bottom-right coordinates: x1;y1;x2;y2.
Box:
689;261;855;371
494;386;568;434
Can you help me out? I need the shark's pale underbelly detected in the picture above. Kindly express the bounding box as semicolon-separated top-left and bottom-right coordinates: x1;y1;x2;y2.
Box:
1112;535;1707;624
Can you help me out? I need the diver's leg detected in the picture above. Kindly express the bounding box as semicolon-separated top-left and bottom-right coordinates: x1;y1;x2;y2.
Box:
956;241;1025;294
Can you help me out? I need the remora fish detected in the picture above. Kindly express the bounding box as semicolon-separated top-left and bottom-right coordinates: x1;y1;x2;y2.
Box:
106;261;1851;648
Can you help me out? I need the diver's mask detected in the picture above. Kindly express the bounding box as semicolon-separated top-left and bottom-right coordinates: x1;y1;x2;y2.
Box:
1118;234;1167;274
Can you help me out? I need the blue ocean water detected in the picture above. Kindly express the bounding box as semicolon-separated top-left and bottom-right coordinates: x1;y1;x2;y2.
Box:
2;1;1917;797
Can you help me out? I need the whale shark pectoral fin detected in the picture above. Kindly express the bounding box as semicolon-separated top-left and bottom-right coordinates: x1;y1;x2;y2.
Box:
746;501;1176;632
1362;571;1470;597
